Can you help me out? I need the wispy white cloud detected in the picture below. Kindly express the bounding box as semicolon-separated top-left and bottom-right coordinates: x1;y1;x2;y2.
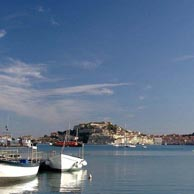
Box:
0;29;6;38
51;18;59;26
80;60;101;70
0;59;44;87
144;84;152;90
138;96;145;101
137;106;146;111
0;59;130;125
36;6;45;13
73;59;103;70
3;13;28;21
173;54;194;62
40;83;129;97
36;6;60;27
128;114;135;118
0;60;43;78
0;74;29;87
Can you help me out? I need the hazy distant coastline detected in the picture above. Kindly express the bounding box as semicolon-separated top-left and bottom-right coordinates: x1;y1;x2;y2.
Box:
37;122;194;146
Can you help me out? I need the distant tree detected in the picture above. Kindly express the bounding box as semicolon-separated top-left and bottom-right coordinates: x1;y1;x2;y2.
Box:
79;132;90;143
107;123;117;133
57;131;65;135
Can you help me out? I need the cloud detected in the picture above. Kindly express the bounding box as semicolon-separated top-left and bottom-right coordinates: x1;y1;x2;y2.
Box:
144;84;152;90
173;54;194;62
0;59;44;87
40;83;129;97
72;59;103;70
0;59;46;120
0;60;43;78
3;13;28;21
51;18;59;26
0;59;130;125
137;106;146;111
0;29;6;38
128;114;135;118
36;6;45;13
138;96;145;101
80;60;101;70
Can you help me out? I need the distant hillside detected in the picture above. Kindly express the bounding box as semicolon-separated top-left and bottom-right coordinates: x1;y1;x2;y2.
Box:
39;121;154;145
73;121;125;144
38;122;194;145
73;121;154;145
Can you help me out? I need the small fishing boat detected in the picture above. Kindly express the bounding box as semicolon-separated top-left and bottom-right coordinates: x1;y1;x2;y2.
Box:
112;143;125;147
47;127;87;171
53;127;83;147
48;153;87;171
127;144;136;148
0;160;39;180
49;140;87;171
0;148;40;181
53;140;83;147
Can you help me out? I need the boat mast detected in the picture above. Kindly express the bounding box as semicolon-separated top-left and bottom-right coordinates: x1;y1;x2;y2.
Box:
61;122;70;154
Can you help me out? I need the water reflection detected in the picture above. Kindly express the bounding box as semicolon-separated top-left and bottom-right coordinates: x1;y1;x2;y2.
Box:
46;170;87;193
0;177;38;194
0;170;88;193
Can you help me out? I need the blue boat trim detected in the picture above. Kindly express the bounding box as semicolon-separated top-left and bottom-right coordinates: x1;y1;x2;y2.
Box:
0;160;39;167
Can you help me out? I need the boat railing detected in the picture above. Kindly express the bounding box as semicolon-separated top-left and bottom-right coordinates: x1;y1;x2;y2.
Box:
30;151;48;162
0;148;45;163
0;149;21;161
47;150;57;158
46;146;85;159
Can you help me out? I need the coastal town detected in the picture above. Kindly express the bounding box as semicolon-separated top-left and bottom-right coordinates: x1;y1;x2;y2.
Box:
1;121;194;147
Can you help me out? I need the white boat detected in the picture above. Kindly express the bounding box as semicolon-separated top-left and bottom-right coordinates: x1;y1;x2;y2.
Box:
48;130;87;171
112;143;123;147
0;148;40;180
112;142;128;147
48;153;87;171
113;143;136;148
0;160;39;180
128;144;136;148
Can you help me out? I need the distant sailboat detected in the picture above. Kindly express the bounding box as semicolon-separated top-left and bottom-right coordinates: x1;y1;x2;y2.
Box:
53;126;83;147
126;144;136;148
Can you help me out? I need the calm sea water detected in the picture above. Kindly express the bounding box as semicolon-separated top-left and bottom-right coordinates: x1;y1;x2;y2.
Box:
1;144;194;194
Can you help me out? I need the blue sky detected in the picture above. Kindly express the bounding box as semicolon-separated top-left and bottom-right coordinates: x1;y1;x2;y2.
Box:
1;0;194;136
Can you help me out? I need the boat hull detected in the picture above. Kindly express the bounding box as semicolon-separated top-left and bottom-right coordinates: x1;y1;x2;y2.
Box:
53;141;82;147
0;160;39;180
48;154;87;171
